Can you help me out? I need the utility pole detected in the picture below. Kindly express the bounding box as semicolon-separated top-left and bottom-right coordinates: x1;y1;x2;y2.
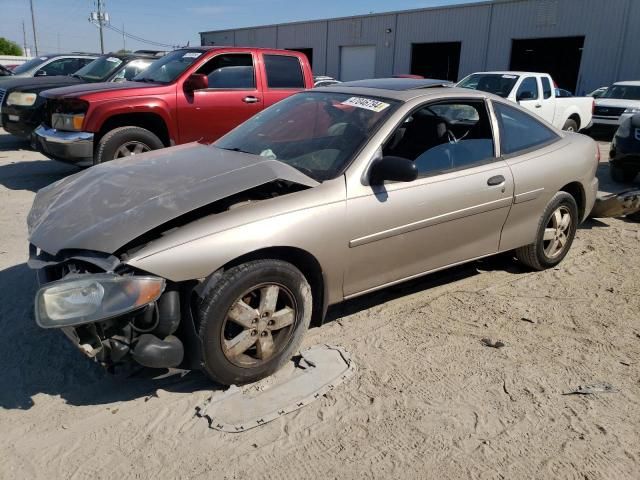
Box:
122;23;126;52
90;0;109;54
29;0;38;55
22;20;28;56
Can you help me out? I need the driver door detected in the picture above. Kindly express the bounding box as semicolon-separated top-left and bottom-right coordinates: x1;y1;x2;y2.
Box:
515;76;542;118
177;52;263;144
343;99;514;297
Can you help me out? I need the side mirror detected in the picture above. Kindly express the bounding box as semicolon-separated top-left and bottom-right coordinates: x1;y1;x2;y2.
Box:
369;156;418;185
34;69;47;77
184;73;208;93
517;91;534;102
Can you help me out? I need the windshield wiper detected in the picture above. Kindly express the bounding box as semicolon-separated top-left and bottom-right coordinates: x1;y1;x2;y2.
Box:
219;147;253;155
133;77;158;83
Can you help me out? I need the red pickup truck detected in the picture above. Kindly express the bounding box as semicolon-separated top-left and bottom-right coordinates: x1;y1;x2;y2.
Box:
34;47;313;166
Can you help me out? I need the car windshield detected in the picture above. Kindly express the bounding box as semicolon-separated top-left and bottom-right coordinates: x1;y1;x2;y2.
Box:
458;73;519;98
12;56;49;75
132;49;202;84
601;85;640;100
72;55;123;82
215;91;399;182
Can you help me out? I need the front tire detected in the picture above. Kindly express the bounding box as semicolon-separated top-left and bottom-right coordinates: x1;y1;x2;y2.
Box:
197;260;312;385
610;164;637;183
94;126;164;165
515;192;578;271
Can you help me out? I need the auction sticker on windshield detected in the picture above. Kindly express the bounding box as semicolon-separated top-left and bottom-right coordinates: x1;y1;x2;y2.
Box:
183;52;202;59
341;97;390;112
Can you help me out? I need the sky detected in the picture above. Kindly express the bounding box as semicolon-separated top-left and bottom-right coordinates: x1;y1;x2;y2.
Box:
0;0;484;55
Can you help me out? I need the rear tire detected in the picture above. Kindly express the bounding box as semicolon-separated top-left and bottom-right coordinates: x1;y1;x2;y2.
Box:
197;260;312;386
610;164;637;183
515;192;578;271
562;119;578;132
94;126;164;165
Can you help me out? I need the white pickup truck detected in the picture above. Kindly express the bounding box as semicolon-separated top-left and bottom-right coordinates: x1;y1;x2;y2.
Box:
457;71;594;132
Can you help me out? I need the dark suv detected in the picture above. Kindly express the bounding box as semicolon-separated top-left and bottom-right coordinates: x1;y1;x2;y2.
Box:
610;113;640;183
0;52;160;139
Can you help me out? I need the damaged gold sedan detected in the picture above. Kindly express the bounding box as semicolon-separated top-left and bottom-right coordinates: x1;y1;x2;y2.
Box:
27;79;599;385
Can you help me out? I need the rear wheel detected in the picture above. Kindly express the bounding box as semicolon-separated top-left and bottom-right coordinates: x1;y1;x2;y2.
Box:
610;164;637;183
515;192;578;271
94;126;164;165
197;260;312;385
562;119;578;132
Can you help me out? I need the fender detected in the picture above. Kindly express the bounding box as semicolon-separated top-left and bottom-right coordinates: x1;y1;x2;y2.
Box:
83;95;178;143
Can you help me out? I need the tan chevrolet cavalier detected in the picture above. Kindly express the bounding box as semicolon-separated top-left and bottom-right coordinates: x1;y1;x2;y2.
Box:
27;78;599;385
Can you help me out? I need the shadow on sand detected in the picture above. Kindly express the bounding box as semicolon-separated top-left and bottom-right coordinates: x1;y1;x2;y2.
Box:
0;253;530;410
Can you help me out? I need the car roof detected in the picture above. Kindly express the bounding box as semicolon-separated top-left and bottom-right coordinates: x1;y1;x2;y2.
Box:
319;82;492;102
338;78;452;91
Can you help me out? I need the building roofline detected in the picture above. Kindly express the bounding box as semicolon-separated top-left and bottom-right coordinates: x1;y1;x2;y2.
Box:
198;0;530;35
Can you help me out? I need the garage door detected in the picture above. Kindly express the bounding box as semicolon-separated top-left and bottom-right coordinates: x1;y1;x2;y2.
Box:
340;45;376;82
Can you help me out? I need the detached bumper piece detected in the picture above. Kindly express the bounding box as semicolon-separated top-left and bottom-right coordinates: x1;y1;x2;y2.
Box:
591;189;640;218
33;125;94;166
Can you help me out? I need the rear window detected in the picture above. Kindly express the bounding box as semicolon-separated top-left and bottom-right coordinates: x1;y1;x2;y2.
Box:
493;102;558;155
457;73;519;98
264;55;304;89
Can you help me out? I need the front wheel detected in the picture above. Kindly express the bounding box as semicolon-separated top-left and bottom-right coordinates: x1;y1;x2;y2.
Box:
197;260;312;385
515;192;578;271
94;126;164;165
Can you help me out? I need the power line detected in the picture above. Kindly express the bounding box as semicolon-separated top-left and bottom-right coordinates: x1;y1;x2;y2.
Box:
102;23;178;48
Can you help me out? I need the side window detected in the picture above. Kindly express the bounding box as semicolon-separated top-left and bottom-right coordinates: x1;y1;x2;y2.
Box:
113;60;153;81
493;102;558;156
196;53;255;89
264;55;304;89
516;77;539;101
541;77;553;99
382;100;496;178
41;58;82;76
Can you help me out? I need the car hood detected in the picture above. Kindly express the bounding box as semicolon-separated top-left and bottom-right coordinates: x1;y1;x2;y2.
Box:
28;143;319;256
40;80;164;99
0;75;83;94
595;98;640;109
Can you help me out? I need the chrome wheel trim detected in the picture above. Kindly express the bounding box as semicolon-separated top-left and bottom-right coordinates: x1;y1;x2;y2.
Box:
114;141;151;159
543;205;572;259
221;283;297;368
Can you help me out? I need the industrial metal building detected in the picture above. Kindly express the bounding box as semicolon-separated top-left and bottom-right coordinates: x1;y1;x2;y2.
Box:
200;0;640;95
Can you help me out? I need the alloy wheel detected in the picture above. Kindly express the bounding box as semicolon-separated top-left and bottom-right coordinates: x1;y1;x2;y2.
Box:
543;205;572;259
114;141;151;159
221;283;297;368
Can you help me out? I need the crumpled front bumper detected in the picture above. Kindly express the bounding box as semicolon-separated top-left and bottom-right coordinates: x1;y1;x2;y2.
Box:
33;125;94;166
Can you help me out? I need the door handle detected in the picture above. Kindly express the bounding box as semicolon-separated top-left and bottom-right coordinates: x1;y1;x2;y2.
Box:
243;96;259;104
535;104;542;108
487;175;506;186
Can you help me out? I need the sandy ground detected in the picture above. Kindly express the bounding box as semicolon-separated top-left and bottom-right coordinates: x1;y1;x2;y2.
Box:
0;129;639;479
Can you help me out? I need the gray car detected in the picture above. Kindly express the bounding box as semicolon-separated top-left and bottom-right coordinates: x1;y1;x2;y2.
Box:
27;78;599;385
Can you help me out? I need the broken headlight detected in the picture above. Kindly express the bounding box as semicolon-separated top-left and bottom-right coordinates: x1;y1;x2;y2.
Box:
35;274;165;328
